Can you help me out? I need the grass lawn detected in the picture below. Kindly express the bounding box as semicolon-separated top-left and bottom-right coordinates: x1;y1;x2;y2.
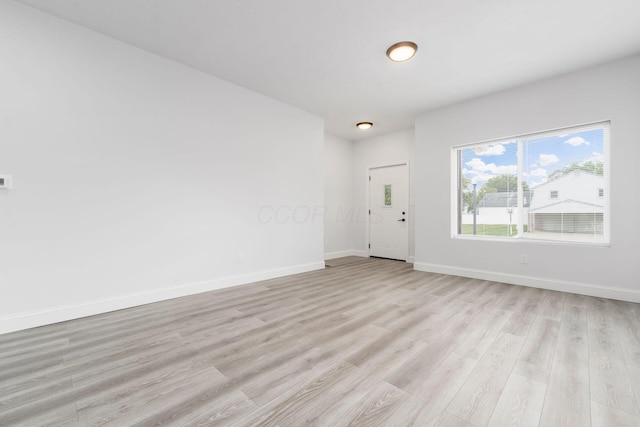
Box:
461;224;527;236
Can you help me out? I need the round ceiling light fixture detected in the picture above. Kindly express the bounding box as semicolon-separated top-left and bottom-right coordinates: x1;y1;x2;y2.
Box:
386;41;418;62
356;122;373;130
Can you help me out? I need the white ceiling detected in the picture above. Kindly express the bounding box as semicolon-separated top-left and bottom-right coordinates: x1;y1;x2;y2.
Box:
15;0;640;140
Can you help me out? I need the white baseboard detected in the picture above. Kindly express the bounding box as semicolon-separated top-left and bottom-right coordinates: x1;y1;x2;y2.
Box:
324;250;355;260
324;250;414;263
0;261;325;335
413;262;640;303
324;250;368;260
350;250;368;258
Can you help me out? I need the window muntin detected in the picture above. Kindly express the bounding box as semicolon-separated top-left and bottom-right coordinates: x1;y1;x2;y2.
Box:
453;122;609;244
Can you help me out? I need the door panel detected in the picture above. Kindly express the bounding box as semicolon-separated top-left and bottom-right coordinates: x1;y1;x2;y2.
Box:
369;164;409;261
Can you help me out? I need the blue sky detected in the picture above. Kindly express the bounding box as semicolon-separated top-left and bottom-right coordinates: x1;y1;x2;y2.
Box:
461;128;604;189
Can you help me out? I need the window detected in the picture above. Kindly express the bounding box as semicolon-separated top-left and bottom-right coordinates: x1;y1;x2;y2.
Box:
453;121;609;244
384;185;392;207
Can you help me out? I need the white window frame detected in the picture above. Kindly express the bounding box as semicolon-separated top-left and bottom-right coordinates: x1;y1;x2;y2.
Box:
451;121;610;246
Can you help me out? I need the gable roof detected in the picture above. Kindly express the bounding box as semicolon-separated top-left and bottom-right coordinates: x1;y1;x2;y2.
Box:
529;171;604;212
532;169;601;189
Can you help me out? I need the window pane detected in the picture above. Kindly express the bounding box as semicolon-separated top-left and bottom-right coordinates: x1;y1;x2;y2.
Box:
523;126;606;243
458;141;520;237
384;185;392;207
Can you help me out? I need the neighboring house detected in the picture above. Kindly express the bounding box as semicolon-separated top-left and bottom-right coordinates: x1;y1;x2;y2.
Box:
462;191;530;226
528;171;604;234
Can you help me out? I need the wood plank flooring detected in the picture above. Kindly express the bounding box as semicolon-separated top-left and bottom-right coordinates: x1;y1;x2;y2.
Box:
1;257;639;426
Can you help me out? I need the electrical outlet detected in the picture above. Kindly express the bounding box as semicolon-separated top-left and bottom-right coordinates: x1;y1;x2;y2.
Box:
235;253;244;263
0;175;12;189
520;254;528;264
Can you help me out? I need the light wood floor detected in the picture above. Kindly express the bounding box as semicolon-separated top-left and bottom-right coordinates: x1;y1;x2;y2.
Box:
2;258;640;426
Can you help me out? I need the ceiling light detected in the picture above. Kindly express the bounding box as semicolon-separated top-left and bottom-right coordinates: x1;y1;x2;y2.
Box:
386;41;418;62
356;122;373;130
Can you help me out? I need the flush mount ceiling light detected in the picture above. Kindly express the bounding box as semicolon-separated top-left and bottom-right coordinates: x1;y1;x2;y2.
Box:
356;122;373;130
386;41;418;62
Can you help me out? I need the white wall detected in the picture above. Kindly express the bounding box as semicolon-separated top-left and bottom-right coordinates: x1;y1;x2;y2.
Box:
352;129;415;260
324;134;354;259
0;2;324;334
415;54;640;302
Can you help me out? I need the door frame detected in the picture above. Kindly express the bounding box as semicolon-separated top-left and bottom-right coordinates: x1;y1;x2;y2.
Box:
367;161;411;260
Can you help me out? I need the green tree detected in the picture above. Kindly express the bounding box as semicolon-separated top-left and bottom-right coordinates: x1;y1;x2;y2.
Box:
461;174;529;213
548;161;603;180
483;174;529;193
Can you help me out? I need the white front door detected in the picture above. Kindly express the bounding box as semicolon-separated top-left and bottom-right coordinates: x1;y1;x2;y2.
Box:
369;164;409;261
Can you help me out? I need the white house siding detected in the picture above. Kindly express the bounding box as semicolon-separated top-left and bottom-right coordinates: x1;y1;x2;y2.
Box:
528;171;604;233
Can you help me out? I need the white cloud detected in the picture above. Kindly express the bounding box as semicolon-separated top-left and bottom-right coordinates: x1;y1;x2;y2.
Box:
525;168;548;178
465;158;517;176
472;144;506;156
588;152;604;162
472;173;497;182
565;136;590;146
539;154;559;166
465;158;488;171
